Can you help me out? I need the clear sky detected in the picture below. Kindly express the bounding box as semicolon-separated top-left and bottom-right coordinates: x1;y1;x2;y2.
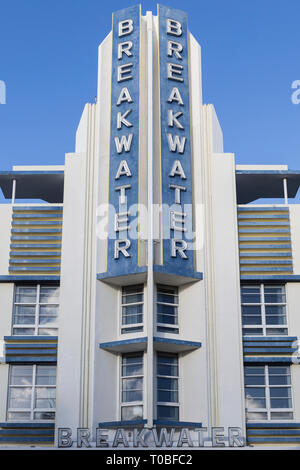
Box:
0;0;300;199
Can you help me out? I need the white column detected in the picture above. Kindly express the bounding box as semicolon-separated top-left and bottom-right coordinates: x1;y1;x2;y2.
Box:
11;179;16;205
283;178;288;205
146;10;154;428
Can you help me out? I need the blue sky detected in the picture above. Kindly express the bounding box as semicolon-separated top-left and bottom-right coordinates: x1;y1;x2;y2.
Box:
0;0;300;198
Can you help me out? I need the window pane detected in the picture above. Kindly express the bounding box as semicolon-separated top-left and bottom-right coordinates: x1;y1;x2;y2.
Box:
270;412;293;420
122;354;143;376
9;387;32;408
13;328;35;335
15;286;37;303
243;328;263;336
244;367;265;385
157;355;178;377
246;411;267;421
14;306;36;325
266;328;288;336
10;366;33;385
34;411;55;420
270;398;293;409
121;405;143;421
36;366;56;385
7;412;31;420
264;286;285;303
35;388;56;408
122;378;143;402
157;405;179;421
40;287;59;304
38;328;58;336
245;389;266;409
39;306;58;325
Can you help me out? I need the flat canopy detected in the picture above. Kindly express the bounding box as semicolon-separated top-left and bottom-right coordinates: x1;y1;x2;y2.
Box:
236;170;300;204
0;171;64;203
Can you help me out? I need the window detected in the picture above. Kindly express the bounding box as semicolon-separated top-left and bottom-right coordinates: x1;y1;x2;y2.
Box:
156;285;179;333
244;365;293;421
157;353;179;421
13;285;59;336
121;285;144;334
241;284;288;336
121;353;143;421
7;365;56;421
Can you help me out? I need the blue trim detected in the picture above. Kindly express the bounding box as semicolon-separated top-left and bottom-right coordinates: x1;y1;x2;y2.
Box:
240;244;292;249
0;275;60;282
237;206;289;211
12;221;62;226
11;229;62;234
11;236;61;240
236;170;300;175
100;337;148;349
0;422;55;428
153;420;202;428
12;205;63;210
97;266;147;281
153;337;201;348
239;237;291;241
10;260;60;264
239;229;290;233
10;252;61;256
153;265;203;280
0;171;64;176
240;252;292;257
238;222;290;226
243;348;296;353
246;423;300;428
244;357;297;363
240;260;292;265
243;336;297;342
247;437;300;443
4;336;58;341
0;429;54;436
247;430;300;436
238;214;290;219
98;420;147;428
13;214;63;219
240;267;293;272
0;436;54;443
6;348;57;354
240;275;300;281
6;357;57;363
9;267;60;272
10;244;62;248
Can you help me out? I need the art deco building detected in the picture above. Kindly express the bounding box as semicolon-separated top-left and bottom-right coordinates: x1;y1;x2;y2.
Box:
0;4;300;448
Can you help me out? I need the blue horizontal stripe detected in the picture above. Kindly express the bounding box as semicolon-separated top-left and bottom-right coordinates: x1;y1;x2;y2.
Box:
4;336;58;341
239;237;291;242
239;229;290;233
240;267;293;272
13;214;63;219
238;207;289;212
9;267;60;272
247;430;300;436
100;337;147;349
244;342;296;347
153;420;202;428
10;252;61;256
240;260;292;265
239;252;292;257
0;275;60;282
6;349;57;354
6;356;57;363
11;244;62;249
240;275;300;281
243;348;296;353
247;437;300;443
243;336;297;342
239;244;292;249
13;206;63;211
0;429;54;436
98;420;147;428
0;422;55;428
12;221;62;226
0;436;54;443
238;221;290;226
10;260;60;264
238;214;290;219
244;357;296;363
11;236;62;240
247;423;300;429
153;337;201;348
12;229;62;233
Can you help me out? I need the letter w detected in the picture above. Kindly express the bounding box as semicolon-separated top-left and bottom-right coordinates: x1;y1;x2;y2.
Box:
114;133;133;153
167;133;186;154
152;428;174;447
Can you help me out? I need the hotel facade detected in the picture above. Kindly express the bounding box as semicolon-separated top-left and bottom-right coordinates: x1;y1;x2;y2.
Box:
0;5;300;449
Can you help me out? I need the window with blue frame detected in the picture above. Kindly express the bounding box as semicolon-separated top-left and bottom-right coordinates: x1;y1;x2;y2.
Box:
157;353;179;421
